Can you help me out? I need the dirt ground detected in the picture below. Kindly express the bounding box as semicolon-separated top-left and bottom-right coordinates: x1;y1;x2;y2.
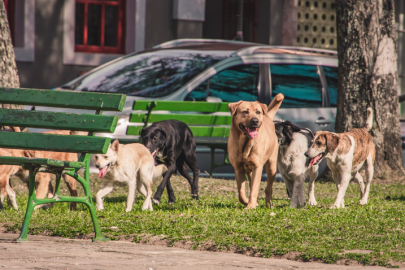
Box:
0;233;399;270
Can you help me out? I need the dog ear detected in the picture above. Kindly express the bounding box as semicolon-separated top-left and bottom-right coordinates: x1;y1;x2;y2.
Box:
255;102;268;116
285;121;302;132
111;139;120;152
284;125;294;142
283;121;301;142
228;101;243;115
159;129;167;141
325;133;339;153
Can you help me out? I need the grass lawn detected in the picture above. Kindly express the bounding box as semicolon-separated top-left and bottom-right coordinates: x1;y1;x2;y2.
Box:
1;173;405;267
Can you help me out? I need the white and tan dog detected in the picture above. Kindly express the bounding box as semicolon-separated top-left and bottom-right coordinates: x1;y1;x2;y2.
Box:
274;121;318;208
93;140;167;212
305;108;375;208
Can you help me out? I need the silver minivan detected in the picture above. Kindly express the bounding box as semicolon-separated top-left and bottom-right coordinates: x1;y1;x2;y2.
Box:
53;39;339;176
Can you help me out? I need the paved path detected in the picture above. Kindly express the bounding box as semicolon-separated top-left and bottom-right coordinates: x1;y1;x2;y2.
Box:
0;233;399;270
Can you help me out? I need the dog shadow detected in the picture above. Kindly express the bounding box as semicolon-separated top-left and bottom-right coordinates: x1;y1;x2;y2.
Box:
385;195;405;201
102;195;146;204
103;196;127;203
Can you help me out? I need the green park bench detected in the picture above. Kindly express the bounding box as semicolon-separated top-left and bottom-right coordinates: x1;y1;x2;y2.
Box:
126;100;232;176
0;87;126;241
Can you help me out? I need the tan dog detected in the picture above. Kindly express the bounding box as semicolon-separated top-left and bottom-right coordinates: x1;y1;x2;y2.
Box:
93;140;167;212
227;94;284;209
0;148;19;209
305;108;375;208
0;130;82;210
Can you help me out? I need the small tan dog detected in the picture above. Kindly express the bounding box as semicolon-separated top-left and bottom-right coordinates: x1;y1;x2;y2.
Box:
305;108;375;208
0;130;81;210
227;94;284;209
93;140;167;212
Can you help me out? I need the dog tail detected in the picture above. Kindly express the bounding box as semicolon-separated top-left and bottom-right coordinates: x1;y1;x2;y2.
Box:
365;107;373;131
153;164;168;180
267;94;284;119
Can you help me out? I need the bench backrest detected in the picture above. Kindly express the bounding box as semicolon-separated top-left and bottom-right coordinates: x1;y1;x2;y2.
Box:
126;100;232;138
0;88;126;154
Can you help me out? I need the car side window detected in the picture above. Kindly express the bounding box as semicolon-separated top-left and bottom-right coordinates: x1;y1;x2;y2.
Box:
184;64;259;102
270;64;322;108
65;51;225;98
323;66;338;107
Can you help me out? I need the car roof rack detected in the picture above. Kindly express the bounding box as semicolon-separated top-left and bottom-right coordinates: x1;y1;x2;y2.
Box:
233;46;337;57
153;39;262;49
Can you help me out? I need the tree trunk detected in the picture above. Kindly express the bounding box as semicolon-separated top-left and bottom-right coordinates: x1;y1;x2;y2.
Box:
336;0;404;177
0;0;22;110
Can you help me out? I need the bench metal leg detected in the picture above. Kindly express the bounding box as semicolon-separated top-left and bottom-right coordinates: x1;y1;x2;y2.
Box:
17;166;108;242
17;168;38;241
66;170;109;242
209;146;231;177
85;201;107;242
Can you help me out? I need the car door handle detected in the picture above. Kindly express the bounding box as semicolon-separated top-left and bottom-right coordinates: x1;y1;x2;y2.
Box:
315;118;331;125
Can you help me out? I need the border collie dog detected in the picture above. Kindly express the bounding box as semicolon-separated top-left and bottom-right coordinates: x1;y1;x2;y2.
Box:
274;121;318;208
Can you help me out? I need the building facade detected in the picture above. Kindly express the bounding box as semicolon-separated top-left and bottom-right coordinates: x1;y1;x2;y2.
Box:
3;0;405;102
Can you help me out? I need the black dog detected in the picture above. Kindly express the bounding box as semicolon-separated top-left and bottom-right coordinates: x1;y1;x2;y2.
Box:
140;120;200;204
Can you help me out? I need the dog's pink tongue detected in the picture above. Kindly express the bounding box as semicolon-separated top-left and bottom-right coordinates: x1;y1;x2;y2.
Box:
98;166;108;178
309;155;321;167
248;127;258;138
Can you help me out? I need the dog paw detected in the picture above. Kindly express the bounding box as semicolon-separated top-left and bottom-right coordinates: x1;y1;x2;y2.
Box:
330;204;344;209
359;199;367;205
307;200;317;206
238;199;249;206
191;194;199;200
245;203;257;210
34;203;53;210
152;199;160;205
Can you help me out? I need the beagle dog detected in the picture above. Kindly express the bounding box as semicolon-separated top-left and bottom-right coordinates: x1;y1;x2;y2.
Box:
305;108;375;208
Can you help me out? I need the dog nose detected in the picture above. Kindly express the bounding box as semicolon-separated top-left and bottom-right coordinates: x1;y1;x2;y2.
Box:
304;151;309;158
251;118;259;125
95;164;100;168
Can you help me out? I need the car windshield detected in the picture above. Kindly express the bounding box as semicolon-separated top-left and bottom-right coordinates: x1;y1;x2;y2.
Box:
62;50;229;97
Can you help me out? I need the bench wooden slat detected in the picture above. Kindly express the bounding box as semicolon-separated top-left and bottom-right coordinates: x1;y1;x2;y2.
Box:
195;140;228;146
0;109;118;132
0;156;86;168
0;132;111;154
130;113;232;125
127;125;230;137
189;126;230;137
0;88;126;111
133;100;230;112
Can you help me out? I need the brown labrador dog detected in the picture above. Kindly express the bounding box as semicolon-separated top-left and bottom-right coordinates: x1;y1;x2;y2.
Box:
227;94;284;209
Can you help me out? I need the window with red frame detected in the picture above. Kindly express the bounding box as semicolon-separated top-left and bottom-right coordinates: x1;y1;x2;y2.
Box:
75;0;125;54
3;0;15;43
